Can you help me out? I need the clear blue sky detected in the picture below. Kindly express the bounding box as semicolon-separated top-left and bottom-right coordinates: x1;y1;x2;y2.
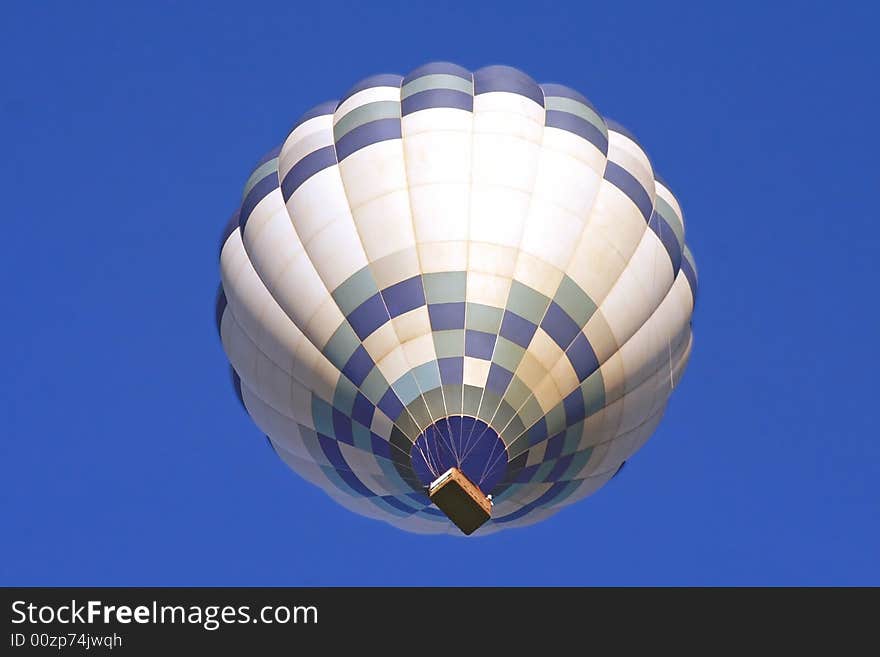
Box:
2;1;877;585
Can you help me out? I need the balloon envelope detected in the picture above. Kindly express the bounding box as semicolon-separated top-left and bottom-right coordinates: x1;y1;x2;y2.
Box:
216;63;698;534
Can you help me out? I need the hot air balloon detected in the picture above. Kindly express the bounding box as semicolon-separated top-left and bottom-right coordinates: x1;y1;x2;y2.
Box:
216;63;698;535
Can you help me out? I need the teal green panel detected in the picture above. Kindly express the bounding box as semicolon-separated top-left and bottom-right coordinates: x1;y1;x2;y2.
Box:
401;74;473;98
466;303;503;333
242;159;279;199
423;387;447;419
394;412;420;441
442;384;463;415
332;376;358;414
476;391;502;424
543;97;606;136
542;480;581;506
333;101;401;141
311;396;335;437
545;404;567;436
501;415;526;446
493;336;525;371
412;361;441;392
506;280;550;323
462;385;482;416
683;245;698;278
332;267;379;315
360;367;390;403
323;323;361;369
503;375;531;410
491;483;521;503
490;400;515;432
563;448;594;479
297;425;327;466
392;372;422;406
582;369;606;418
518;396;544;429
563;421;584;455
554;275;597;327
532;461;555;483
411;410;433;434
655;196;684;245
423;271;467;304
407;396;433;430
351;422;373;451
506;434;530;459
475;393;501;423
432;329;464;358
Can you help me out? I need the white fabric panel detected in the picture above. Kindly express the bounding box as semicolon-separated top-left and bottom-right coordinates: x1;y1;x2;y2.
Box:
220;229;340;402
270;437;336;487
282;169;352;245
334;86;400;121
566;190;642;302
513;350;547;391
221;232;293;374
376;346;411;384
362;322;398;363
241;383;312;462
512;251;563;300
543;126;607;175
616;273;695;395
583;309;620;368
463;356;491;388
465;271;511;307
281;115;373;295
241;194;299;285
402;333;436;367
671;331;693;388
241;189;339;350
552;472;616;508
608;130;655;197
278;114;334;178
403;108;472;265
469;90;544;319
586;407;665;477
599;226;675;352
